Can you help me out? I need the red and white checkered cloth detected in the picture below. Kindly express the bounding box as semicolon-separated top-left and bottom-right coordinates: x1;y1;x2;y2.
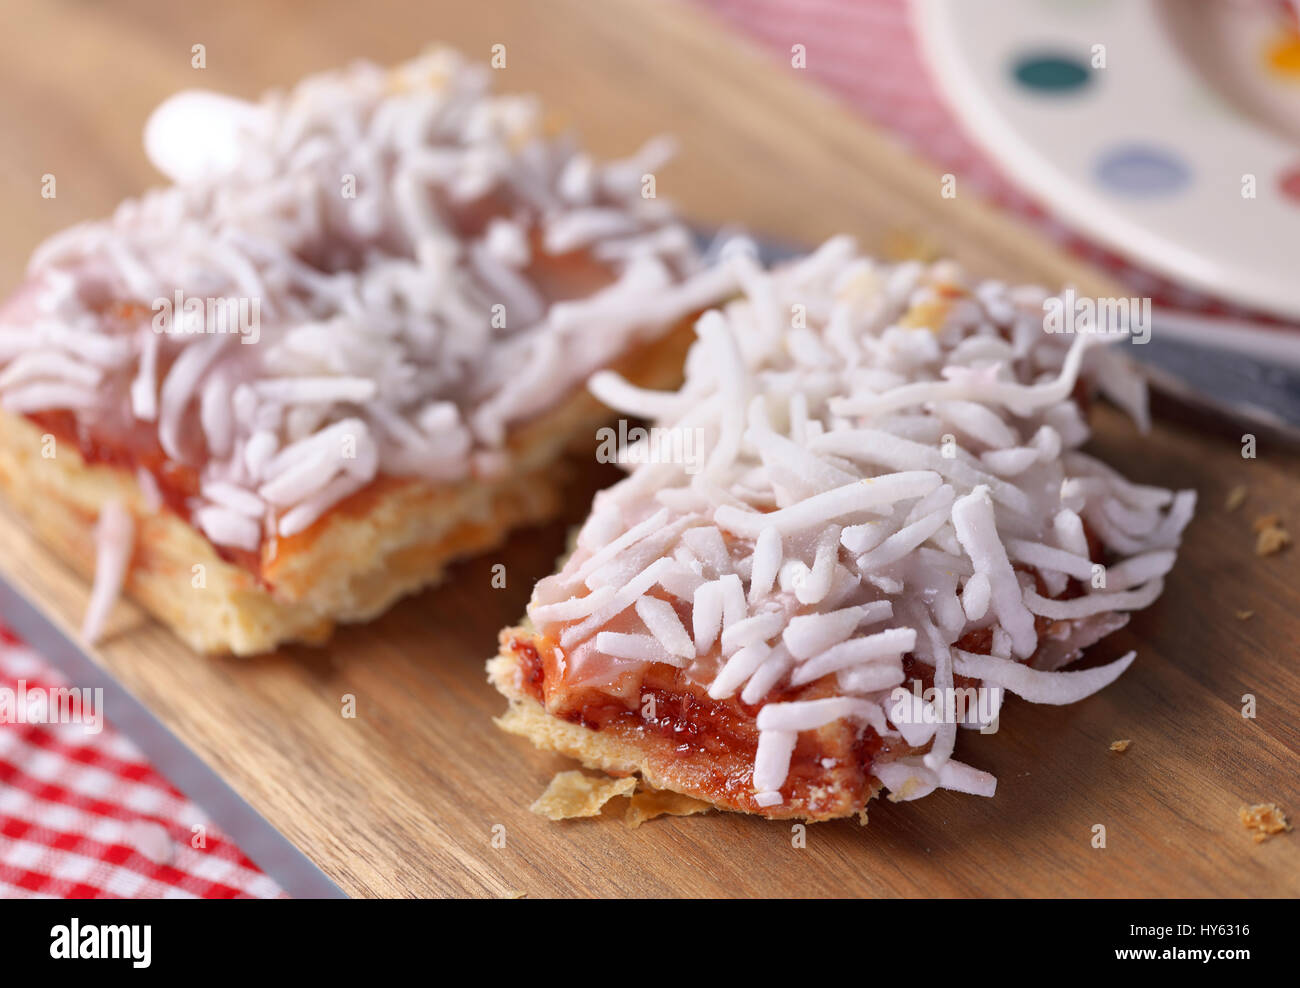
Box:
0;623;283;898
0;0;1271;901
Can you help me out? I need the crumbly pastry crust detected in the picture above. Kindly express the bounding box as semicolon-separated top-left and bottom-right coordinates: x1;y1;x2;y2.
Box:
0;319;695;654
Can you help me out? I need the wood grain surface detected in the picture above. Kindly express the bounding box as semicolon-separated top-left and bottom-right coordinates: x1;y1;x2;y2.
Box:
0;0;1296;897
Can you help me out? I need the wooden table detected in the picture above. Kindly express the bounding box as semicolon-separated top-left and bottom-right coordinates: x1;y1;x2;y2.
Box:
1;0;1296;897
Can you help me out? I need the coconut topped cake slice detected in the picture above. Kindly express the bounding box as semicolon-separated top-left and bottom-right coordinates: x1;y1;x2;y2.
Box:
489;236;1195;820
0;49;735;653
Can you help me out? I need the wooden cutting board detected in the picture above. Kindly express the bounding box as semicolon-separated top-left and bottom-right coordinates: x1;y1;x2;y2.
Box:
1;0;1297;897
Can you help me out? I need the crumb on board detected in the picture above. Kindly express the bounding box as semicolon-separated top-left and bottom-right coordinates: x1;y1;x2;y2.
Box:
1225;485;1247;512
1109;739;1132;753
529;771;636;820
1256;525;1291;556
1252;513;1290;555
623;788;712;829
1235;609;1255;621
1238;803;1292;843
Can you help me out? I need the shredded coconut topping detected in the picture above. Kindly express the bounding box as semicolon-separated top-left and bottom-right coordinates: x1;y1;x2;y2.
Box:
0;50;730;553
82;500;135;645
528;237;1195;806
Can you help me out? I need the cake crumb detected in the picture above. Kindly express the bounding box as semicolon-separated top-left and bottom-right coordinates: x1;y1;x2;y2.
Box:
1235;609;1255;621
529;771;636;820
1255;522;1290;556
1238;803;1291;843
1109;739;1132;753
623;787;712;829
1225;485;1247;512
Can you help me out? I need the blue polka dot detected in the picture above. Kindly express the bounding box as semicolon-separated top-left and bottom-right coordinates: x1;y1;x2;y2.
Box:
1094;145;1191;197
1011;52;1091;92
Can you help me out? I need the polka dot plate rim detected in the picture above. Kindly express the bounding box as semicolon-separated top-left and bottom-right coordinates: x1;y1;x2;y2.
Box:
913;0;1300;321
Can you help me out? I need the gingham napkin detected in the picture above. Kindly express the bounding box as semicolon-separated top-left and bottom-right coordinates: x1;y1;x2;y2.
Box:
0;624;283;898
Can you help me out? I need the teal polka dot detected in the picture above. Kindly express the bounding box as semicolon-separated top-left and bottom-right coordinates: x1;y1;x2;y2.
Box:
1012;53;1091;92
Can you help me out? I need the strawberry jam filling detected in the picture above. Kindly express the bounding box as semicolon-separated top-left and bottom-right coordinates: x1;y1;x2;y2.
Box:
507;631;893;808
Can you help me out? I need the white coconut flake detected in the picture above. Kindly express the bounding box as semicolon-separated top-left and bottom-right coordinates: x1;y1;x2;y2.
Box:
560;557;674;650
719;611;783;656
195;505;262;551
595;630;679;666
782;601;892;659
951;486;1037;658
753;730;798;793
748;526;782;604
837;663;906;694
791;627;916;686
634;595;694;660
756;696;887;734
887;690;939;748
529;585;616;626
741;642;795;705
1024;579;1164;619
922;618;957;771
960;571;991;621
937;759;998;797
709;641;772;699
1006;538;1094;580
681;525;733;577
81;500;135;645
719;572;747;631
855;509;948;571
691;579;724;656
201;480;266;518
714;471;942;538
952;648;1136;704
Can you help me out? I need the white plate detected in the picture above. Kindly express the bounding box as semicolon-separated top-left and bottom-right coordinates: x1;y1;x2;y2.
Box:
913;0;1300;319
